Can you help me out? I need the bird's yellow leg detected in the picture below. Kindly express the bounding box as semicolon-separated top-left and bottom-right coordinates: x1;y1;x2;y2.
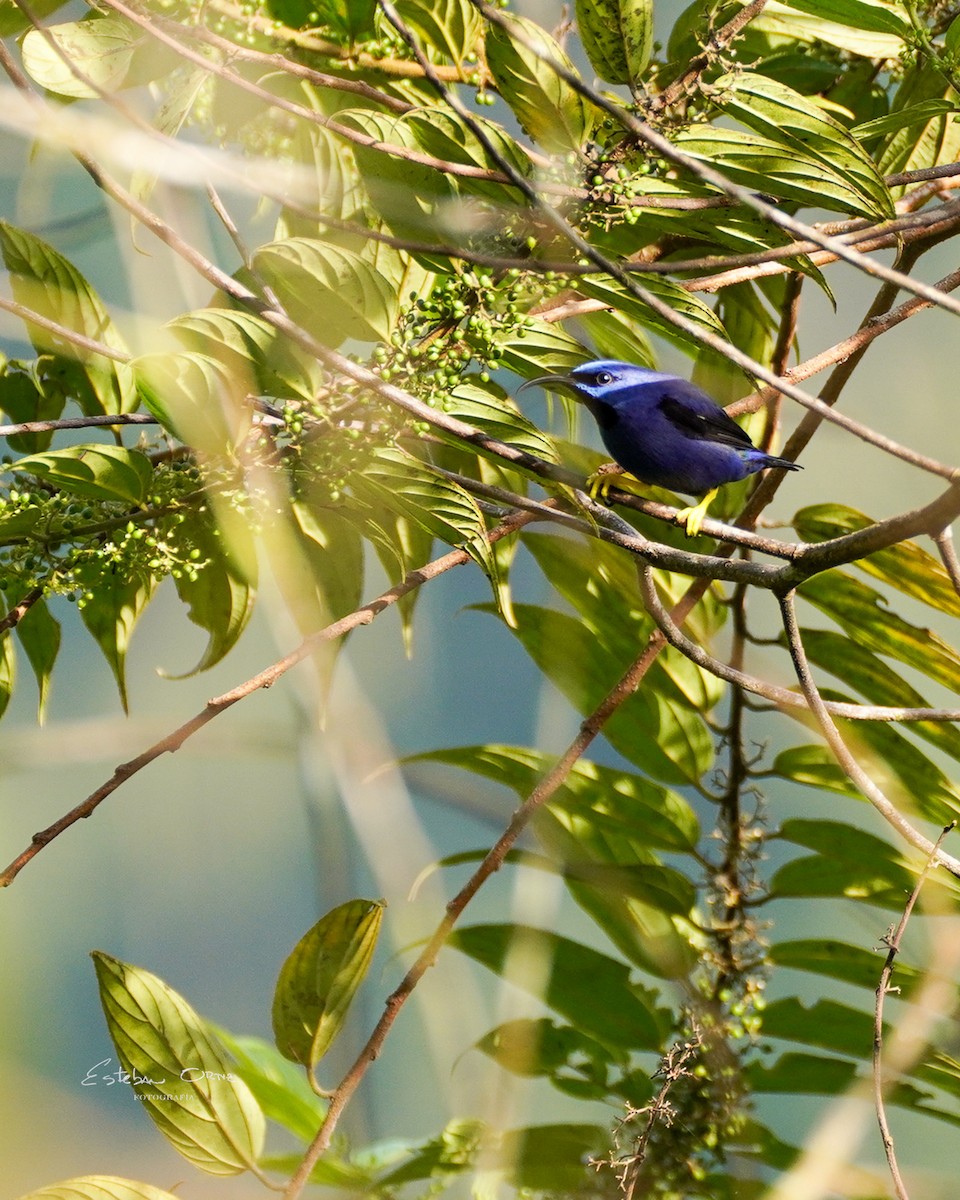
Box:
675;488;718;537
586;463;644;504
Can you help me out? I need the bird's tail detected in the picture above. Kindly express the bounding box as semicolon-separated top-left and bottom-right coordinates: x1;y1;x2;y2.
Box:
761;454;802;472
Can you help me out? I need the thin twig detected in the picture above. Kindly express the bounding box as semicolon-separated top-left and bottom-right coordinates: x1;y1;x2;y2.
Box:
874;821;956;1200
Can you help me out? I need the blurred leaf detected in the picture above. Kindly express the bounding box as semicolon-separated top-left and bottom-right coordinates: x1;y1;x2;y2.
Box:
478;601;714;784
769;939;920;992
485;13;595;152
272;898;383;1070
747;1051;858;1095
252;239;396;347
0;0;70;36
476;1016;627;1083
213;1029;327;1145
0;221;134;414
375;1118;485;1186
772;743;856;795
408;743;700;851
775;0;909;35
91;951;265;1175
499;1124;609;1192
15;1179;182;1200
449;923;672;1051
10;444;151;504
15;596;60;723
135;352;250;457
292;501;365;625
762;997;875;1058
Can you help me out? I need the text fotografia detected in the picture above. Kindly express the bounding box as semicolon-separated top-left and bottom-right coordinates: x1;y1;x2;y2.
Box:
81;1058;240;1093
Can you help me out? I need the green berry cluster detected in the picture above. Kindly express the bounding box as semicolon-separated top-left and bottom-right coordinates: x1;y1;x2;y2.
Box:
0;456;214;607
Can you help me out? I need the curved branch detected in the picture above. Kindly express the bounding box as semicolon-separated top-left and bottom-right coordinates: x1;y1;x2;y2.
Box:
778;590;960;877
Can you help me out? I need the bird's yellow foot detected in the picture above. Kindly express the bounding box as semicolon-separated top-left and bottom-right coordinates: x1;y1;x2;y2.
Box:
586;464;644;504
674;488;718;537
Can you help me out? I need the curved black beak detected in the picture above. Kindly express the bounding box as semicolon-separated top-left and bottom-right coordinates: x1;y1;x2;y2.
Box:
517;373;575;395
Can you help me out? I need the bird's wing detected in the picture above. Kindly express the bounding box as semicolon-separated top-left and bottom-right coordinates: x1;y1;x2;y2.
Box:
658;381;755;450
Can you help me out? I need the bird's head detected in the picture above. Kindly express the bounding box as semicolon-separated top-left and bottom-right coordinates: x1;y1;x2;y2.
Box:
517;360;674;409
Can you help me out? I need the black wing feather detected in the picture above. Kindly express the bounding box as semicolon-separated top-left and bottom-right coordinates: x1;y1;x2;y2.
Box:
658;382;755;451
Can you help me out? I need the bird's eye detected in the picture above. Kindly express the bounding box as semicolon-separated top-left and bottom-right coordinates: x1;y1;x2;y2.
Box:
596;371;613;386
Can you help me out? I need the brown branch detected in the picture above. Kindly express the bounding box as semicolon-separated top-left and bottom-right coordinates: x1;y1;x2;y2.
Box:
874;821;956;1200
0;586;43;635
0;510;534;888
0;414;156;438
647;0;770;113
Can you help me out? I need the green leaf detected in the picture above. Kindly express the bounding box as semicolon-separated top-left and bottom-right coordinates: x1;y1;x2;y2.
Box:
772;743;856;795
876;64;960;180
10;444;152;505
292;501;365;625
0;0;71;37
484;13;595;153
168;308;321;403
0;359;65;453
794;503;960;618
252;239;397;347
78;570;155;712
498;1124;610;1193
673;123;885;216
497;320;592;378
21;14;149;98
575;274;732;360
480;601;714;784
15;596;60;723
449;924;672;1051
164;515;256;678
773;0;909;36
476;1016;627;1082
769;938;921;992
751;0;906;57
0;222;134;414
575;0;653;85
0;628;14;722
799;570;960;693
854;99;960;142
91;952;265;1175
14;1179;182;1200
272;898;383;1070
395;0;481;67
212;1030;327;1145
445;380;557;463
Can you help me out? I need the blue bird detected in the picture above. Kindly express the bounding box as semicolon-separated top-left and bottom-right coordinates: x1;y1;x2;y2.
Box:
518;360;801;536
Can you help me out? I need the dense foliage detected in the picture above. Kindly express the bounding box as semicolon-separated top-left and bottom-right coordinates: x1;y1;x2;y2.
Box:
3;0;960;1197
